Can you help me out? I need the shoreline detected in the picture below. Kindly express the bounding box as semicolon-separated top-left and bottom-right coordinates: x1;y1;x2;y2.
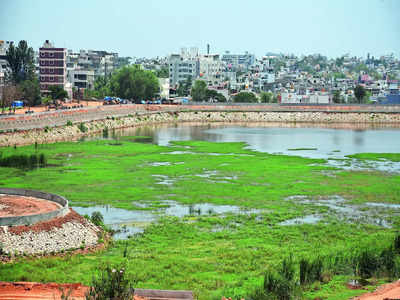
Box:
1;110;400;147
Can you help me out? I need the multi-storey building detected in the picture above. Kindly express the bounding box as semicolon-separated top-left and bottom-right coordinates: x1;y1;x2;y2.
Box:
221;51;255;71
199;54;225;86
66;49;123;91
168;48;200;87
0;40;13;86
39;40;67;95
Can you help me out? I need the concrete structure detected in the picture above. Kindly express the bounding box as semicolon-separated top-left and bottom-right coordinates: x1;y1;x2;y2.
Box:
221;51;255;71
168;48;200;87
0;188;69;226
39;40;67;95
199;54;225;86
68;69;95;90
0;40;12;86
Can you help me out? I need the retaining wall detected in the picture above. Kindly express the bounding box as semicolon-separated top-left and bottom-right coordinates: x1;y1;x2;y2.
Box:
1;104;400;131
0;188;69;226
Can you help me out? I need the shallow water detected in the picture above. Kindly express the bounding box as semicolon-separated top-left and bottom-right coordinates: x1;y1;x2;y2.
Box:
72;201;260;239
109;123;400;172
284;195;396;228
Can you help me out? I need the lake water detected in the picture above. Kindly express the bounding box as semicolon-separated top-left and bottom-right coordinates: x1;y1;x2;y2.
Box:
114;122;400;159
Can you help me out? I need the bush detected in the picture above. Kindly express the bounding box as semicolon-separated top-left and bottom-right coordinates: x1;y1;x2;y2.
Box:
91;211;104;227
252;255;298;300
103;127;109;138
66;120;73;126
357;250;379;279
85;264;134;300
0;153;46;169
78;123;88;133
299;257;323;285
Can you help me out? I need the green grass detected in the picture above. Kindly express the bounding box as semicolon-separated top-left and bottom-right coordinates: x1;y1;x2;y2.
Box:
346;153;400;162
0;139;399;299
287;148;318;151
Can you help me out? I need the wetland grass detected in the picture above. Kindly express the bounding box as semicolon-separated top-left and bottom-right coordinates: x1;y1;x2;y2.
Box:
0;139;399;299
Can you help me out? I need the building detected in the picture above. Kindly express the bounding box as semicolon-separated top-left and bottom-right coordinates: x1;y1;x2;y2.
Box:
221;51;255;71
0;40;13;86
66;49;124;92
168;48;200;87
199;54;225;86
39;40;67;96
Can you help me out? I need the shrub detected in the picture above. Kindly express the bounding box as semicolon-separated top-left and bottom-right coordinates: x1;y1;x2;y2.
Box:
394;234;400;254
78;123;88;133
0;153;46;169
91;211;104;227
103;127;109;138
85;264;134;300
357;250;379;279
299;257;323;285
66;120;73;126
254;255;298;300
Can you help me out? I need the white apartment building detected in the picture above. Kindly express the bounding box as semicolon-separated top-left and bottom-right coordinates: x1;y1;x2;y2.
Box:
168;48;200;87
199;54;225;86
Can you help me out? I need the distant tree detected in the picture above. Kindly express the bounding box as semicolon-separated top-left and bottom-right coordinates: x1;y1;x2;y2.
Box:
110;65;159;101
332;90;342;103
154;67;169;78
354;85;366;103
19;78;41;107
1;84;21;112
191;80;208;102
6;40;35;84
177;76;192;97
260;92;275;103
48;85;68;102
206;89;227;102
233;92;258;103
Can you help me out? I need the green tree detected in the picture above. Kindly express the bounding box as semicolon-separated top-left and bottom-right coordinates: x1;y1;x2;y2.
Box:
177;76;192;97
154;67;169;78
19;78;41;107
6;40;35;84
233;92;258;103
354;85;366;103
260;92;275;103
191;80;208;102
109;65;159;101
332;90;342;103
48;85;68;102
206;89;227;102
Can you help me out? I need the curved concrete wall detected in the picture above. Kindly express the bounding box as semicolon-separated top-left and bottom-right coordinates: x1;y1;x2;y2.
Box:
0;188;69;226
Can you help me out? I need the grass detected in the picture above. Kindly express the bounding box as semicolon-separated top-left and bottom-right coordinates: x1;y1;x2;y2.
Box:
0;139;399;299
287;148;318;151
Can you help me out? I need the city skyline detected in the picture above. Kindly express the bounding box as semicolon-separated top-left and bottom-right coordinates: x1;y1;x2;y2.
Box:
1;0;400;59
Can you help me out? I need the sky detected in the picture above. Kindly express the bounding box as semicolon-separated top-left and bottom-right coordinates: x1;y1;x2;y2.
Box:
1;0;399;59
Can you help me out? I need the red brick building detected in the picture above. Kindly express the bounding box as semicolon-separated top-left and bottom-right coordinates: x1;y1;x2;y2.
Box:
39;40;67;95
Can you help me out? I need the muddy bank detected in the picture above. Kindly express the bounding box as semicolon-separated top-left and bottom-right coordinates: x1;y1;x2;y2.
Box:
1;111;400;147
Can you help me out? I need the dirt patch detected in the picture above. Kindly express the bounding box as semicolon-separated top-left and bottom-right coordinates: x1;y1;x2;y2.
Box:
0;194;61;217
7;209;90;235
353;280;400;300
0;281;147;300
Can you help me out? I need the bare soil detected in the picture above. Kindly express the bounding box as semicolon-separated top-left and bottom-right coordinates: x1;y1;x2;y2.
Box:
0;194;61;217
353;280;400;300
0;281;146;300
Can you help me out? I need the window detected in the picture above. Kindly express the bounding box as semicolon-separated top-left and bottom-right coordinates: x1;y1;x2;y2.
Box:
50;76;54;81
49;52;54;57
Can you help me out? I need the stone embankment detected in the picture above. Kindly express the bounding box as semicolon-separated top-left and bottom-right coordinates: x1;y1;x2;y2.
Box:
0;209;100;255
1;104;400;147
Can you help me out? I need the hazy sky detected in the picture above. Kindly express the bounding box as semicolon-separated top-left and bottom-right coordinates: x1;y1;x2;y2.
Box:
1;0;399;59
